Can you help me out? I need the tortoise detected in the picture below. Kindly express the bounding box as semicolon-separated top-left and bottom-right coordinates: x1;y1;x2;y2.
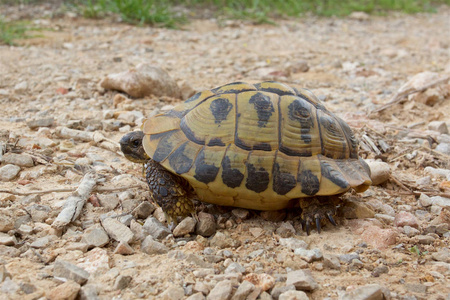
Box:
120;81;372;234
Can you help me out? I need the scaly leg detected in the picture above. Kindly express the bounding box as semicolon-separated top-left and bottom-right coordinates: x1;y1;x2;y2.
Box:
299;196;340;235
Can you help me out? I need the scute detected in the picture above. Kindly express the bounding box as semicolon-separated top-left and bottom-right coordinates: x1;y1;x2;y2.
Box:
141;81;372;210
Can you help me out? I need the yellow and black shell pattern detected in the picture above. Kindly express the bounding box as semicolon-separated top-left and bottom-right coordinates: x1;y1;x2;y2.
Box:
142;81;372;211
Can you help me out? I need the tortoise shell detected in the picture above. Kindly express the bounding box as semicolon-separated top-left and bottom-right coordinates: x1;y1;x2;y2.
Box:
141;81;371;210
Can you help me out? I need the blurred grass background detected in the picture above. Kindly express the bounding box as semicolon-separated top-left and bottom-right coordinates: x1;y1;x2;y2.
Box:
1;0;450;44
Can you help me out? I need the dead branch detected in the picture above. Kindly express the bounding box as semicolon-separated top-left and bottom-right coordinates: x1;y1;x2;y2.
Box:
0;184;144;196
52;172;99;229
55;126;120;153
370;75;449;114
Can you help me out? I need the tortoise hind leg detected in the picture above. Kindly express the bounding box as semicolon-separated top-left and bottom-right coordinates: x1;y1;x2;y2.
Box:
299;196;341;235
145;159;195;226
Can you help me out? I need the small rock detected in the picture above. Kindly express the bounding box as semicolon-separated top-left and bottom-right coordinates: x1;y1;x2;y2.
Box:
196;212;216;237
0;233;15;246
271;285;296;299
286;60;309;73
405;283;427;293
210;231;240;249
424;167;450;180
159;284;185;300
1;153;34;167
432;248;450;263
435;143;450;155
428;121;449;134
339;253;360;264
294;248;323;263
232;280;255;300
79;284;98;300
366;161;390;185
100;63;181;98
97;194;119;210
276;222;296;237
66;242;89;253
143;217;171;239
225;262;246;274
0;265;11;282
430;196;450;208
0;164;21;181
285;270;318;291
349;11;369;21
27;117;54;129
53;260;89;285
260;210;286;222
403;225;420;237
394;211;419;228
26;204;50;222
141;236;169;255
114;241;134;255
101;217;134;244
0;210;14;233
193;281;210;295
207;280;232;300
279;290;309;300
419;193;432;207
14;81;28;94
416;235;435;244
361;226;398;249
47;281;80;300
81;224;110;248
279;238;308;251
323;253;341;270
173;217;196;237
341;284;385;300
187;293;206;300
31;236;50;248
243;273;275;292
133;201;156;219
231;208;250;220
371;265;389;277
0;277;19;294
114;275;132;290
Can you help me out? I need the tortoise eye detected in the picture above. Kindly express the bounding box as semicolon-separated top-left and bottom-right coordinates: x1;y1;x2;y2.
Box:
132;138;140;147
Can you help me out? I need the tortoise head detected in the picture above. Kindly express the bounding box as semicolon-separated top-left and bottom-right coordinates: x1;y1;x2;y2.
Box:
120;131;150;163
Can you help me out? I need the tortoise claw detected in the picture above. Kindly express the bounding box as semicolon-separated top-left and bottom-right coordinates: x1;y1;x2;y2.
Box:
315;216;321;234
327;212;337;226
305;222;311;236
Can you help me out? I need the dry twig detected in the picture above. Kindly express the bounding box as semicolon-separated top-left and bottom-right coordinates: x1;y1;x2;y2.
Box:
55;126;120;153
0;184;144;196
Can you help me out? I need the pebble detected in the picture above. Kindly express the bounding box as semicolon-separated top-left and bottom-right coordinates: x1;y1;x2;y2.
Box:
0;265;11;282
196;212;216;237
53;260;90;285
361;226;398;249
114;241;135;255
159;284;185;300
279;238;308;251
133;201;156;219
435;143;450;155
1;153;34;167
279;290;309;300
31;236;50;248
374;213;395;224
207;280;233;300
225;262;246;274
366;161;390;185
143;217;171;239
243;273;275;291
47;281;80;300
323;253;341;270
416;235;435;245
339;253;360;264
232;280;255;300
294;248;323;262
428;121;449;134
27;117;54;129
141;236;169;255
424;167;450;180
101;217;134;244
114;275;132;290
231;208;250;220
431;248;450;263
81;224;110;248
0;164;21;181
66;242;89;253
97;194;119;210
430;196;450;208
285;270;318;291
173;217;197;237
79;284;99;300
0;209;14;233
260;210;286;222
271;285;296;299
371;265;389;277
187;293;206;300
403;225;420;237
14;81;28;93
341;284;385;300
26;204;51;222
419;193;432;207
405;283;427;293
100;63;181;98
394;211;419;228
210;231;240;249
0;233;15;246
1;278;19;294
275;222;296;237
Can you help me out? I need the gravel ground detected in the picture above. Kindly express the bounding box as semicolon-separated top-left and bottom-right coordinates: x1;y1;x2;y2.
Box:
0;4;449;300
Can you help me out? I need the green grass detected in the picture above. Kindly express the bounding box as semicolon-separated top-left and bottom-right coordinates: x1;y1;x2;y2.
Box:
0;17;31;45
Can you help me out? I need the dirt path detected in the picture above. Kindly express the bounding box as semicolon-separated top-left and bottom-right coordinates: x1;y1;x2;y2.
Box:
0;5;449;300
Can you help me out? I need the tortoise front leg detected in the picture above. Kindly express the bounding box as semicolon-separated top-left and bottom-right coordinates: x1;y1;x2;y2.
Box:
144;159;195;226
299;196;340;235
